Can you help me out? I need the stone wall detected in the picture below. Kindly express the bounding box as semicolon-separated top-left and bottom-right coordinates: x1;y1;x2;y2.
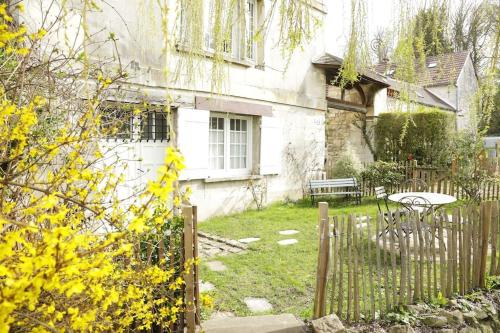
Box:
311;289;500;333
325;108;374;166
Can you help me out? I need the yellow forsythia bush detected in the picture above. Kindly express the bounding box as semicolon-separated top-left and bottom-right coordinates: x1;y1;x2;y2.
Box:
0;4;190;332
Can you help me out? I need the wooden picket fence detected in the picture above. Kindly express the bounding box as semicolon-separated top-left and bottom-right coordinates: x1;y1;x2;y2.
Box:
324;159;500;201
313;201;500;322
137;205;199;333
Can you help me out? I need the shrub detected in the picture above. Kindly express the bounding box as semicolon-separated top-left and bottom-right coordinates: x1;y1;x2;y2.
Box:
375;108;454;166
330;151;362;180
361;161;405;189
450;130;497;201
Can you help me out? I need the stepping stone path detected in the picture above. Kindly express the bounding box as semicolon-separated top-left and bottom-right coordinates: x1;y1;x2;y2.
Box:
198;232;247;258
278;230;299;235
277;239;298;246
200;281;215;292
238;237;260;243
206;261;227;272
243;297;273;313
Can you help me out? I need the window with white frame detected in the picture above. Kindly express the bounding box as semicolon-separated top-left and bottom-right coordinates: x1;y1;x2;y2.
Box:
245;0;256;61
208;113;251;175
196;0;257;62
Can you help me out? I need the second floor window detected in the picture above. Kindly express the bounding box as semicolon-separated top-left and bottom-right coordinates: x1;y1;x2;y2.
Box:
198;0;257;62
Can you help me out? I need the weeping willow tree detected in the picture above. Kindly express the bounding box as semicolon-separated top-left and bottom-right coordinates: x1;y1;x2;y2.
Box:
338;0;370;86
0;0;318;331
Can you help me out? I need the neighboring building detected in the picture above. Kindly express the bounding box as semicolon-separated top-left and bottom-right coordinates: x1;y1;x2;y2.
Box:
374;51;479;130
22;0;328;220
485;137;500;158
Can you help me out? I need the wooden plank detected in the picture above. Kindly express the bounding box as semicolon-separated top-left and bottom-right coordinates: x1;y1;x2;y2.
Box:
415;212;425;300
491;201;499;276
314;202;330;318
458;207;465;296
347;215;353;322
452;208;458;294
330;216;339;314
388;213;398;307
431;211;438;297
424;212;432;300
182;206;195;333
375;214;383;315
479;201;492;288
193;206;200;325
405;213;413;303
411;213;421;302
466;207;472;292
338;216;345;319
366;215;376;320
446;213;453;297
382;214;390;312
353;214;360;322
471;206;479;288
438;212;447;296
396;211;406;305
358;215;368;319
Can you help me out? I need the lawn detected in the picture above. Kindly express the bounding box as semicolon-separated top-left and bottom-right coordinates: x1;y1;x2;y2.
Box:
198;198;385;319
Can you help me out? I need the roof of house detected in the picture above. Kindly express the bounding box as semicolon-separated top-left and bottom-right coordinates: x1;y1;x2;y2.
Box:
385;77;455;111
373;50;470;87
312;53;390;87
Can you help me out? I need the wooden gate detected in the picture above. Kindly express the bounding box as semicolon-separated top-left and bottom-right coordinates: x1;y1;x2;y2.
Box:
314;201;500;322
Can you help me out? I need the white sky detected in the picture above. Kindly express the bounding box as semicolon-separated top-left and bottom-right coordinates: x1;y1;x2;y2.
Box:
324;0;480;57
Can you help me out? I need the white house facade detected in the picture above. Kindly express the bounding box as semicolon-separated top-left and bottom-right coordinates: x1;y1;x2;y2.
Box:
22;0;329;220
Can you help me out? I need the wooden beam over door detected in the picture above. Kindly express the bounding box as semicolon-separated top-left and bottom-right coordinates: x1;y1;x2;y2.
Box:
327;98;367;113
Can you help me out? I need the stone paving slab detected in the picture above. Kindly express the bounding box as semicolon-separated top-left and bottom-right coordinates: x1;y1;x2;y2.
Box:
200;281;215;292
201;314;307;333
278;239;298;246
206;261;227;272
238;237;260;243
198;232;248;258
279;230;299;235
244;297;273;313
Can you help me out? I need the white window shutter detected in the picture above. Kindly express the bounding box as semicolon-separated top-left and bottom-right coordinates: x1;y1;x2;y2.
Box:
260;116;283;175
177;108;210;180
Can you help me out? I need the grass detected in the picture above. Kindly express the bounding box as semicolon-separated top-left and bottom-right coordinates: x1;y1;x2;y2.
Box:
198;198;385;319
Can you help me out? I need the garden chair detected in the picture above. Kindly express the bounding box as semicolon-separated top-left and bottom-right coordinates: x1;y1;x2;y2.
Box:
402;178;428;192
375;186;410;236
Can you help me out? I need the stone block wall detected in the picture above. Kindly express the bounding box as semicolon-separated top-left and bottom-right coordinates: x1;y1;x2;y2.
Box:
325;108;375;166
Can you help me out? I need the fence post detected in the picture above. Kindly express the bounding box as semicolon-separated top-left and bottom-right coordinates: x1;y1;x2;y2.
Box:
182;206;196;333
479;201;492;288
314;202;330;319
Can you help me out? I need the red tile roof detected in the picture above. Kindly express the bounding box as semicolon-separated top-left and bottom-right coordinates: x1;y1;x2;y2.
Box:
373;51;470;87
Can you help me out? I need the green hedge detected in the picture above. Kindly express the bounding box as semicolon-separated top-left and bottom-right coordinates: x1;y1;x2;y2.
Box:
375;108;455;166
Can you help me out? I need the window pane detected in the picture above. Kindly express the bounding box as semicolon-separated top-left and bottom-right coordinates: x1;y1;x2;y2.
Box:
154;112;168;140
209;116;224;169
242;119;247;131
246;0;255;60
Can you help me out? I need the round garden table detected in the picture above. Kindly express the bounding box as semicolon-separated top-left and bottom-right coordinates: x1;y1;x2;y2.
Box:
388;191;457;212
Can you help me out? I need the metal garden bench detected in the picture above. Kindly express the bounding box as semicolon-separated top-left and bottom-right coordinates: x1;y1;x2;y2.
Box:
309;177;362;205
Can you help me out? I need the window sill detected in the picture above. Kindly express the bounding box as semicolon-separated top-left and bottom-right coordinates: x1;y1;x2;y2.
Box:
203;174;263;183
175;43;255;68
